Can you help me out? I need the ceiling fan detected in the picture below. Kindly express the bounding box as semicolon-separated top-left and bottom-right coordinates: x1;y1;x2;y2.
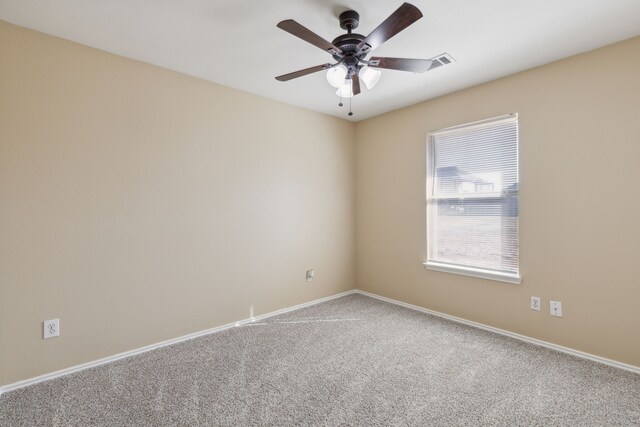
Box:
275;3;436;115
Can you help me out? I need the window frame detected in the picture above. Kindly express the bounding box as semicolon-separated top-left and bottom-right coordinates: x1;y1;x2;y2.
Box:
424;113;521;285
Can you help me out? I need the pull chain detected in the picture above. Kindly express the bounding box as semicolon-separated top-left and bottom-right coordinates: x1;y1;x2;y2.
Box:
348;96;353;116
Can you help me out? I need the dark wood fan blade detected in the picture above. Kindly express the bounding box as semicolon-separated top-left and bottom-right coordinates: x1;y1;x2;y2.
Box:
357;3;423;52
275;64;332;81
369;57;434;73
352;75;361;95
277;20;343;56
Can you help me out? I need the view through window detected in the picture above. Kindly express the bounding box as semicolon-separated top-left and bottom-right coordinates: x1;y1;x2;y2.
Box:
426;114;520;284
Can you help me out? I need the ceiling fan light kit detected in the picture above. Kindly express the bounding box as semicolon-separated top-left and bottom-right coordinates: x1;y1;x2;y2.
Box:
360;66;382;90
275;2;444;116
336;80;354;98
326;64;348;88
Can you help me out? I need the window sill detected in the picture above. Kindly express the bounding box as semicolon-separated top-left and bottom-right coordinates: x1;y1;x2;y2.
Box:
424;261;521;285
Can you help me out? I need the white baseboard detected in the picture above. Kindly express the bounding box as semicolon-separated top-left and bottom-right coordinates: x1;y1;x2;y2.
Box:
2;287;637;396
0;290;358;396
354;289;640;375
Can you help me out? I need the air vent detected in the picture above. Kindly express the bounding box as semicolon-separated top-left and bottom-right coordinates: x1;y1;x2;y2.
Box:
430;53;456;70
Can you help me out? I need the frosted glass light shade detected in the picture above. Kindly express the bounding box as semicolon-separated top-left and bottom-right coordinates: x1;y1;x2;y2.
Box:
336;80;354;98
360;66;382;90
326;65;348;88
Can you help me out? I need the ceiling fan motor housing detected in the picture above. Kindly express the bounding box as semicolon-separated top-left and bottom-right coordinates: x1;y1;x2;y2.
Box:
333;10;369;73
331;34;367;75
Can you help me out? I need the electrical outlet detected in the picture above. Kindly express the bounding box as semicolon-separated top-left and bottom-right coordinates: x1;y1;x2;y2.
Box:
44;319;60;339
306;269;314;282
530;296;541;311
550;301;563;317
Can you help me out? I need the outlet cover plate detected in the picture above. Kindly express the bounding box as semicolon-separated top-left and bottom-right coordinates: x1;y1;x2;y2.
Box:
550;301;563;317
44;319;60;339
531;296;541;311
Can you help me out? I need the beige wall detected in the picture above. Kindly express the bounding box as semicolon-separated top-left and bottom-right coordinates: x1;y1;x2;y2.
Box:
2;20;639;388
356;36;640;367
0;21;356;386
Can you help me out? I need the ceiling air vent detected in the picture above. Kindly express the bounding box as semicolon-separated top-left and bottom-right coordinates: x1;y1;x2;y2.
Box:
430;53;456;70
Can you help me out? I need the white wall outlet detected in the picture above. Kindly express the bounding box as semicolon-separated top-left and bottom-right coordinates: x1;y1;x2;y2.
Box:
530;296;541;311
43;319;60;339
306;269;314;282
550;301;563;317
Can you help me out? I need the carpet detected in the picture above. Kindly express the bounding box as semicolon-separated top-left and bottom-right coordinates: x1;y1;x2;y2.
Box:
1;294;639;426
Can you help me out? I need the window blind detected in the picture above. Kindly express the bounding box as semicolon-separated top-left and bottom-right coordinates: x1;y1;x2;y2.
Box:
426;114;519;282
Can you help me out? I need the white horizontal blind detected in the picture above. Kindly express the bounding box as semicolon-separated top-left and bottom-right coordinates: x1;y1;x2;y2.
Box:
427;114;519;279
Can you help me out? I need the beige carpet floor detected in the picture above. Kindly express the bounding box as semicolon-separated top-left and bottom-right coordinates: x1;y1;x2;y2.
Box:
1;293;639;426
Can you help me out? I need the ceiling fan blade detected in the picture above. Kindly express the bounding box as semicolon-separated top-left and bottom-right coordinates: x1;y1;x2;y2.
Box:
352;75;361;95
357;3;423;53
275;64;332;81
277;20;343;56
369;57;434;73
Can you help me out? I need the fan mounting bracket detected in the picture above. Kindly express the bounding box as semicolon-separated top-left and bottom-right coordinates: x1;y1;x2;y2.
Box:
339;10;360;32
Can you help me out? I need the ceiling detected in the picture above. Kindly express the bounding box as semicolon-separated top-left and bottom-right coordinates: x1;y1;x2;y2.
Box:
1;1;639;121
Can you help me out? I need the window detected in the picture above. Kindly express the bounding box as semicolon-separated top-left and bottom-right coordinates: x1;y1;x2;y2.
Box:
426;114;520;284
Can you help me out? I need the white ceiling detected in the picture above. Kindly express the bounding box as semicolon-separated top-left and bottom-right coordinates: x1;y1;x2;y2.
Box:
1;1;639;121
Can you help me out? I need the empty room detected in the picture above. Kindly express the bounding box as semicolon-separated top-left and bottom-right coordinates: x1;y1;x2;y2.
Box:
1;0;639;425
